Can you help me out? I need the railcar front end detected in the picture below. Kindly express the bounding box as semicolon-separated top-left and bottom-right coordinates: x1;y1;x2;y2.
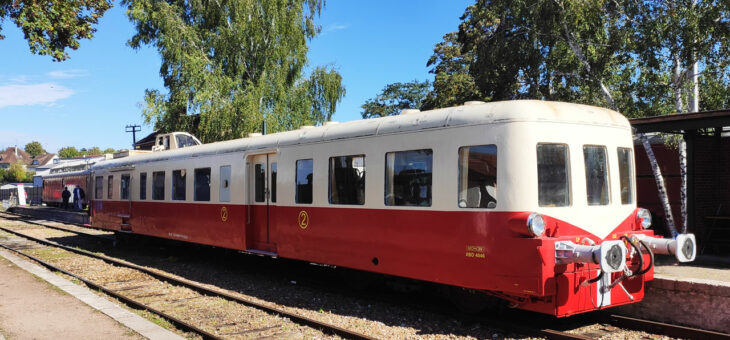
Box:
465;115;697;317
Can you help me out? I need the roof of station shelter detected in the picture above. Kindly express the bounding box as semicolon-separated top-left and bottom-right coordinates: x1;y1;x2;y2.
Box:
630;109;730;133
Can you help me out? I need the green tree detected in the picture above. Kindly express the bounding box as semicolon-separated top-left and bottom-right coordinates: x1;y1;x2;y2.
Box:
0;168;5;184
361;80;432;118
23;170;35;183
0;0;112;61
425;0;730;117
4;162;26;183
103;148;115;154
422;32;482;110
58;146;80;158
125;0;345;142
24;141;46;157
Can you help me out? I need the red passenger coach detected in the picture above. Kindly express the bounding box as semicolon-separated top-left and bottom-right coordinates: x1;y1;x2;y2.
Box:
42;171;89;207
88;100;697;317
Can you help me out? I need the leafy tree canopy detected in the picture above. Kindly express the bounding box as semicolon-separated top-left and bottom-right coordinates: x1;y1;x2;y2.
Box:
58;146;80;158
361;80;431;118
24;141;46;157
0;0;112;61
4;162;26;183
59;146;115;158
424;0;730;118
125;0;345;142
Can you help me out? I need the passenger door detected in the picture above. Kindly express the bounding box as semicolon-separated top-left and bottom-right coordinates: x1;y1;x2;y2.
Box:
247;153;278;253
119;173;132;231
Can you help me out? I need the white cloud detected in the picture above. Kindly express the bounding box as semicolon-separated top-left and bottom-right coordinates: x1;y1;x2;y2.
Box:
0;83;74;108
46;69;88;79
325;24;348;32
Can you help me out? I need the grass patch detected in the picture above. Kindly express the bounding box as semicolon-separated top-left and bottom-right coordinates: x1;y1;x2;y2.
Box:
28;247;72;261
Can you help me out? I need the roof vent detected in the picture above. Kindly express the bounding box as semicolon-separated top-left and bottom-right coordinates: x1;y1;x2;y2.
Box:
324;121;339;126
248;133;262;138
464;101;486;106
299;125;315;130
401;109;421;115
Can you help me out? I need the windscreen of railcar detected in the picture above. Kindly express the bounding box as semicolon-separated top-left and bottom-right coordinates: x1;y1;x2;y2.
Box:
537;144;570;207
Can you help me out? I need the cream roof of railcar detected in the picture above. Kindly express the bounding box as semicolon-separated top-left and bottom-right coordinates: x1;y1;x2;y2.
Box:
92;100;629;170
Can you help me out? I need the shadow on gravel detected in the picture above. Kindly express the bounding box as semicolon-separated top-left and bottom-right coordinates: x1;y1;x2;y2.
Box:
44;232;601;338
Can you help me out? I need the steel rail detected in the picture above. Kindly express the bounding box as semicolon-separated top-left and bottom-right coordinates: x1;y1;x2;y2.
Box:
607;314;730;340
0;221;376;340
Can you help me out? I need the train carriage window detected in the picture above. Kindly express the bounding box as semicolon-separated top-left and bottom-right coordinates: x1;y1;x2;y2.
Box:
139;172;147;200
172;169;186;201
194;168;211;201
385;149;432;207
329;155;365;205
121;174;130;200
295;159;313;204
537;144;571;207
584;145;610;205
254;163;266;202
219;165;231;202
458;145;497;208
95;176;103;199
153;171;165;200
107;175;113;199
617;148;633;204
271;163;277;203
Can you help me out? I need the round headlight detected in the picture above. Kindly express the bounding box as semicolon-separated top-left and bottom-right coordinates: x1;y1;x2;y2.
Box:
526;212;546;237
637;208;652;229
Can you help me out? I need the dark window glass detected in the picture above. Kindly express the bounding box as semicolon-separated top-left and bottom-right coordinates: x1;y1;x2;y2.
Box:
295;159;313;204
537;144;570;207
95;176;103;199
176;134;197;148
385;149;433;206
618;148;633;204
153;171;165;200
194;168;211;201
458;145;497;208
584;146;610;205
271;162;277;203
172;169;186;201
107;176;113;199
139;172;147;200
329;155;365;205
121;174;130;200
255;163;266;202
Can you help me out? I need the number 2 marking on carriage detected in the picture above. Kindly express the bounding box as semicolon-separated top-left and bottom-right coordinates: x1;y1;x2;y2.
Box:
220;206;228;222
298;210;309;229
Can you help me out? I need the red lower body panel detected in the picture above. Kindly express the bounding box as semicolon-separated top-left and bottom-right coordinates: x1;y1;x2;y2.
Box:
90;200;653;316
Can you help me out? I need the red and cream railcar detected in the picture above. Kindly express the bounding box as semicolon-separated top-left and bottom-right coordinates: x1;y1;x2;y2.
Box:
42;170;90;206
89;100;696;316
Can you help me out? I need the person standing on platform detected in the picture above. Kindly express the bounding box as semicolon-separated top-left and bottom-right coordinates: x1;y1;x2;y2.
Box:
73;186;83;210
61;187;71;209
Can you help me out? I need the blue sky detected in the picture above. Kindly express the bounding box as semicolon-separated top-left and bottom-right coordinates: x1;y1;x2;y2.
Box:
0;1;472;154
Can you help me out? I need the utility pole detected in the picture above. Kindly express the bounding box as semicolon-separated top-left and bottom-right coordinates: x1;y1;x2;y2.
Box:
125;125;141;149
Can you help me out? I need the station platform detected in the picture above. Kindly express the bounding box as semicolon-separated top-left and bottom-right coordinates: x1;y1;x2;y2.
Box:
7;206;89;225
0;248;183;340
615;256;730;333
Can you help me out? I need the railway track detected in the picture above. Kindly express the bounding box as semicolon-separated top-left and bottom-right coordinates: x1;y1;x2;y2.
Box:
0;214;375;340
1;210;728;339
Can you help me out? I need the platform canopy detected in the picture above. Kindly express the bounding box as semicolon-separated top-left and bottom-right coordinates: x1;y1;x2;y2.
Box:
630;109;730;133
